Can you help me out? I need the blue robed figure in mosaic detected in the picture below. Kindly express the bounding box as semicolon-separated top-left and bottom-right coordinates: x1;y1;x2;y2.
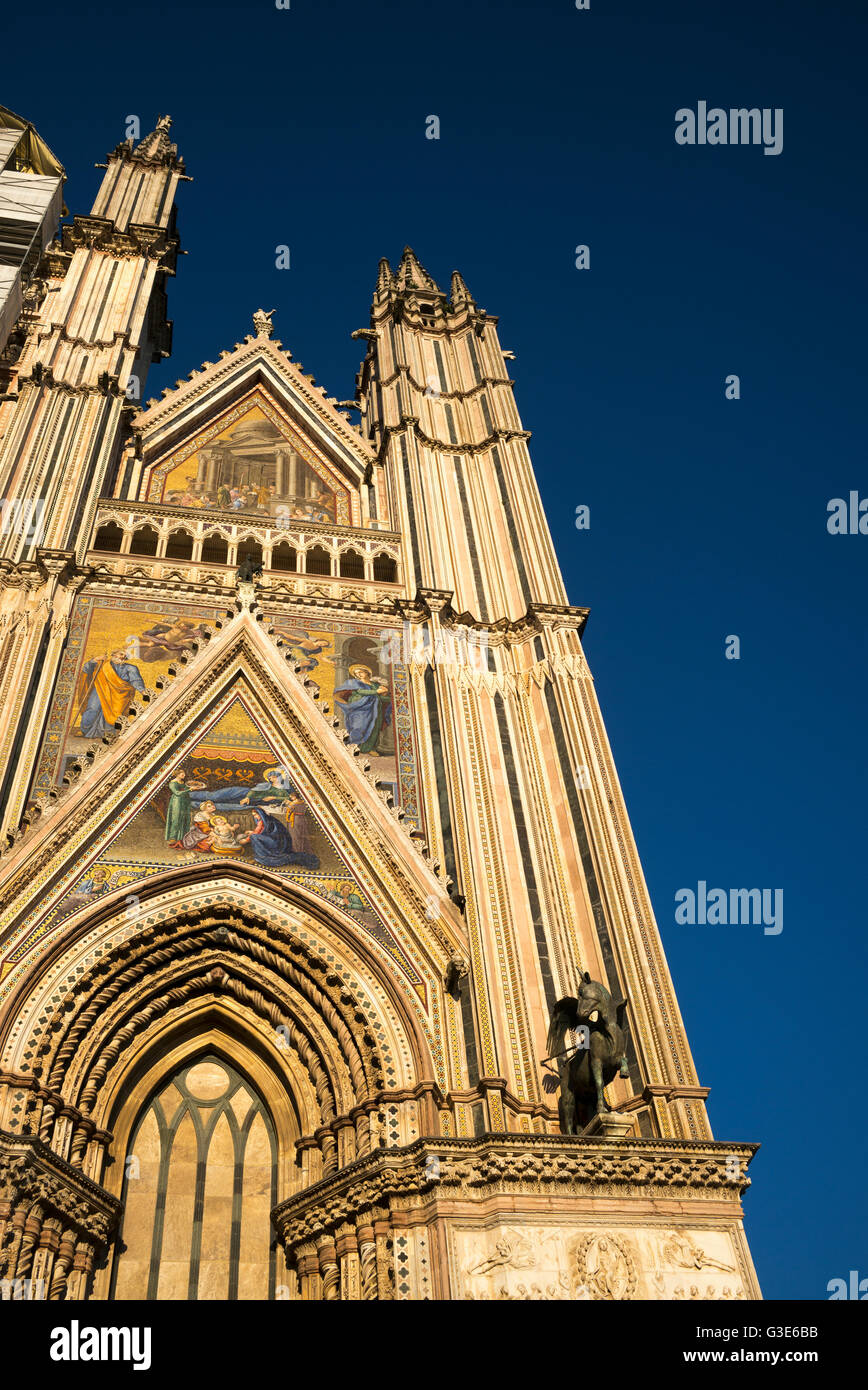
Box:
334;663;392;754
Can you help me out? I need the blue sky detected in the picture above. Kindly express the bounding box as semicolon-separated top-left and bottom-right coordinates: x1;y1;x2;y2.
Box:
5;0;866;1299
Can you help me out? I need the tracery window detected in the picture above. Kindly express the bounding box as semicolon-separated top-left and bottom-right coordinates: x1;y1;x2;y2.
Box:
111;1055;278;1300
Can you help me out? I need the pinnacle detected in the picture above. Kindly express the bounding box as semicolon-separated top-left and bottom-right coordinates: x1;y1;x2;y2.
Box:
133;114;179;163
395;246;440;294
375;257;394;297
450;269;474;308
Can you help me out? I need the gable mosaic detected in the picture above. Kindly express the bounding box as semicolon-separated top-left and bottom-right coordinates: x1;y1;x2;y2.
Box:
145;396;352;525
266;611;422;830
33;598;424;830
9;693;425;999
33;597;221;796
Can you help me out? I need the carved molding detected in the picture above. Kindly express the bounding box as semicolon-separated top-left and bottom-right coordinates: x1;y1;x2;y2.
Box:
274;1134;757;1256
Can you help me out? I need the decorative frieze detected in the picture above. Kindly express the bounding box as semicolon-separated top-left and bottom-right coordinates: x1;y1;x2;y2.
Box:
273;1134;758;1300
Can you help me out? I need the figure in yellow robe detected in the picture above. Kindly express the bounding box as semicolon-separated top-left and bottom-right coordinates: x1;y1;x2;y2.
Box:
76;649;145;738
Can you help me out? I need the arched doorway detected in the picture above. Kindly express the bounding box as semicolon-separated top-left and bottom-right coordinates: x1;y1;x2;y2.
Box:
111;1054;278;1300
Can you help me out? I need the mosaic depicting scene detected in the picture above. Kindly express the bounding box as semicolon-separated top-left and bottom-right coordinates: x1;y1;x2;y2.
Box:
150;400;349;524
269;616;422;830
103;701;348;879
33;598;220;797
17;611;425;996
12;699;425;995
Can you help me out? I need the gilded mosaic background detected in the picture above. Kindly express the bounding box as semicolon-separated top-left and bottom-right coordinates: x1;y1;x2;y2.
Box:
145;397;351;525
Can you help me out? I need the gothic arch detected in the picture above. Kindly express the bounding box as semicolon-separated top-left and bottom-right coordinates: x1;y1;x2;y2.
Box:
0;868;449;1299
1;860;437;1088
101;1038;287;1301
2;871;440;1163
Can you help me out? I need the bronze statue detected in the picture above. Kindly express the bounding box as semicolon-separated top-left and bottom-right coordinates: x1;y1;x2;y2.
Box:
543;973;630;1134
236;552;263;583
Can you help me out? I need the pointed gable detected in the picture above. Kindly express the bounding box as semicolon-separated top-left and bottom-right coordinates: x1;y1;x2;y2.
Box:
144;389;354;527
131;320;377;523
0;607;459;1012
42;693;384;953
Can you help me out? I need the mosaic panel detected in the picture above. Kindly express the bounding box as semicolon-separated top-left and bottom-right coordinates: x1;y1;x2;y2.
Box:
145;395;352;525
10;698;424;997
267;612;422;831
33;596;220;796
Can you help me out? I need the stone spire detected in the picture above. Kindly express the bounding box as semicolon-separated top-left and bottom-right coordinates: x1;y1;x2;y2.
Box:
449;269;475;310
395;246;440;294
374;257;394;300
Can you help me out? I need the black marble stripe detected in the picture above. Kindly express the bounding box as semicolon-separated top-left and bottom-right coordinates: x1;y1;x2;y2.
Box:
433;340;448;394
400;432;421;588
494;693;556;1012
423;665;457;890
466;333;482;384
459;974;480;1089
491;446;531;606
453;454;488;620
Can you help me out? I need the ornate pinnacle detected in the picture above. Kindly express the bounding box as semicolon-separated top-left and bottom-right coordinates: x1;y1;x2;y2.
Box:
450;269;475;309
395;246;440;294
133;116;179;163
375;257;394;298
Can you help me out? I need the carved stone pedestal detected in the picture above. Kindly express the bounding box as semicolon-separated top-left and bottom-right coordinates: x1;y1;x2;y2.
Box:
272;1133;761;1301
582;1110;637;1141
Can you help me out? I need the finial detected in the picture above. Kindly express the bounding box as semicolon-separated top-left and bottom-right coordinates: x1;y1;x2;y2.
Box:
252;308;276;338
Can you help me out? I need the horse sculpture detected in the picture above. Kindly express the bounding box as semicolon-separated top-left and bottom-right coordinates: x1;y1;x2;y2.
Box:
544;973;630;1134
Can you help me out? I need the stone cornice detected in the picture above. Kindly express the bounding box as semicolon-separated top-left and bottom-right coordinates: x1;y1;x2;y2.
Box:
33;324;136;354
370;300;498;337
375;416;530;464
103;140;187;175
15;363;126;397
273;1134;758;1252
61;215;179;269
0;554;89;590
0;1130;121;1243
396;592;589;641
378;363;515;401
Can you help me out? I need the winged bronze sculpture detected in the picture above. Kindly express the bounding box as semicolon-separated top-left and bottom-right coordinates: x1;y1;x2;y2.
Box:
544;973;630;1134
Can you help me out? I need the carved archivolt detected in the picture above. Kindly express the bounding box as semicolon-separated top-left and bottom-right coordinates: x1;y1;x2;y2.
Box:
1;882;440;1179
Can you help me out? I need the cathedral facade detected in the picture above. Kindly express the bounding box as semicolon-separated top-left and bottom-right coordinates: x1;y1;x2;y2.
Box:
0;116;760;1302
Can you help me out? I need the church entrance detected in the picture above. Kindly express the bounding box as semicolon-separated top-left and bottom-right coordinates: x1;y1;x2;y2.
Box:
111;1054;278;1300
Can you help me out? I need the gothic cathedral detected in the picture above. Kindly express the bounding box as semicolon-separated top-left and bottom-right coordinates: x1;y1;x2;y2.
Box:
0;113;760;1301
